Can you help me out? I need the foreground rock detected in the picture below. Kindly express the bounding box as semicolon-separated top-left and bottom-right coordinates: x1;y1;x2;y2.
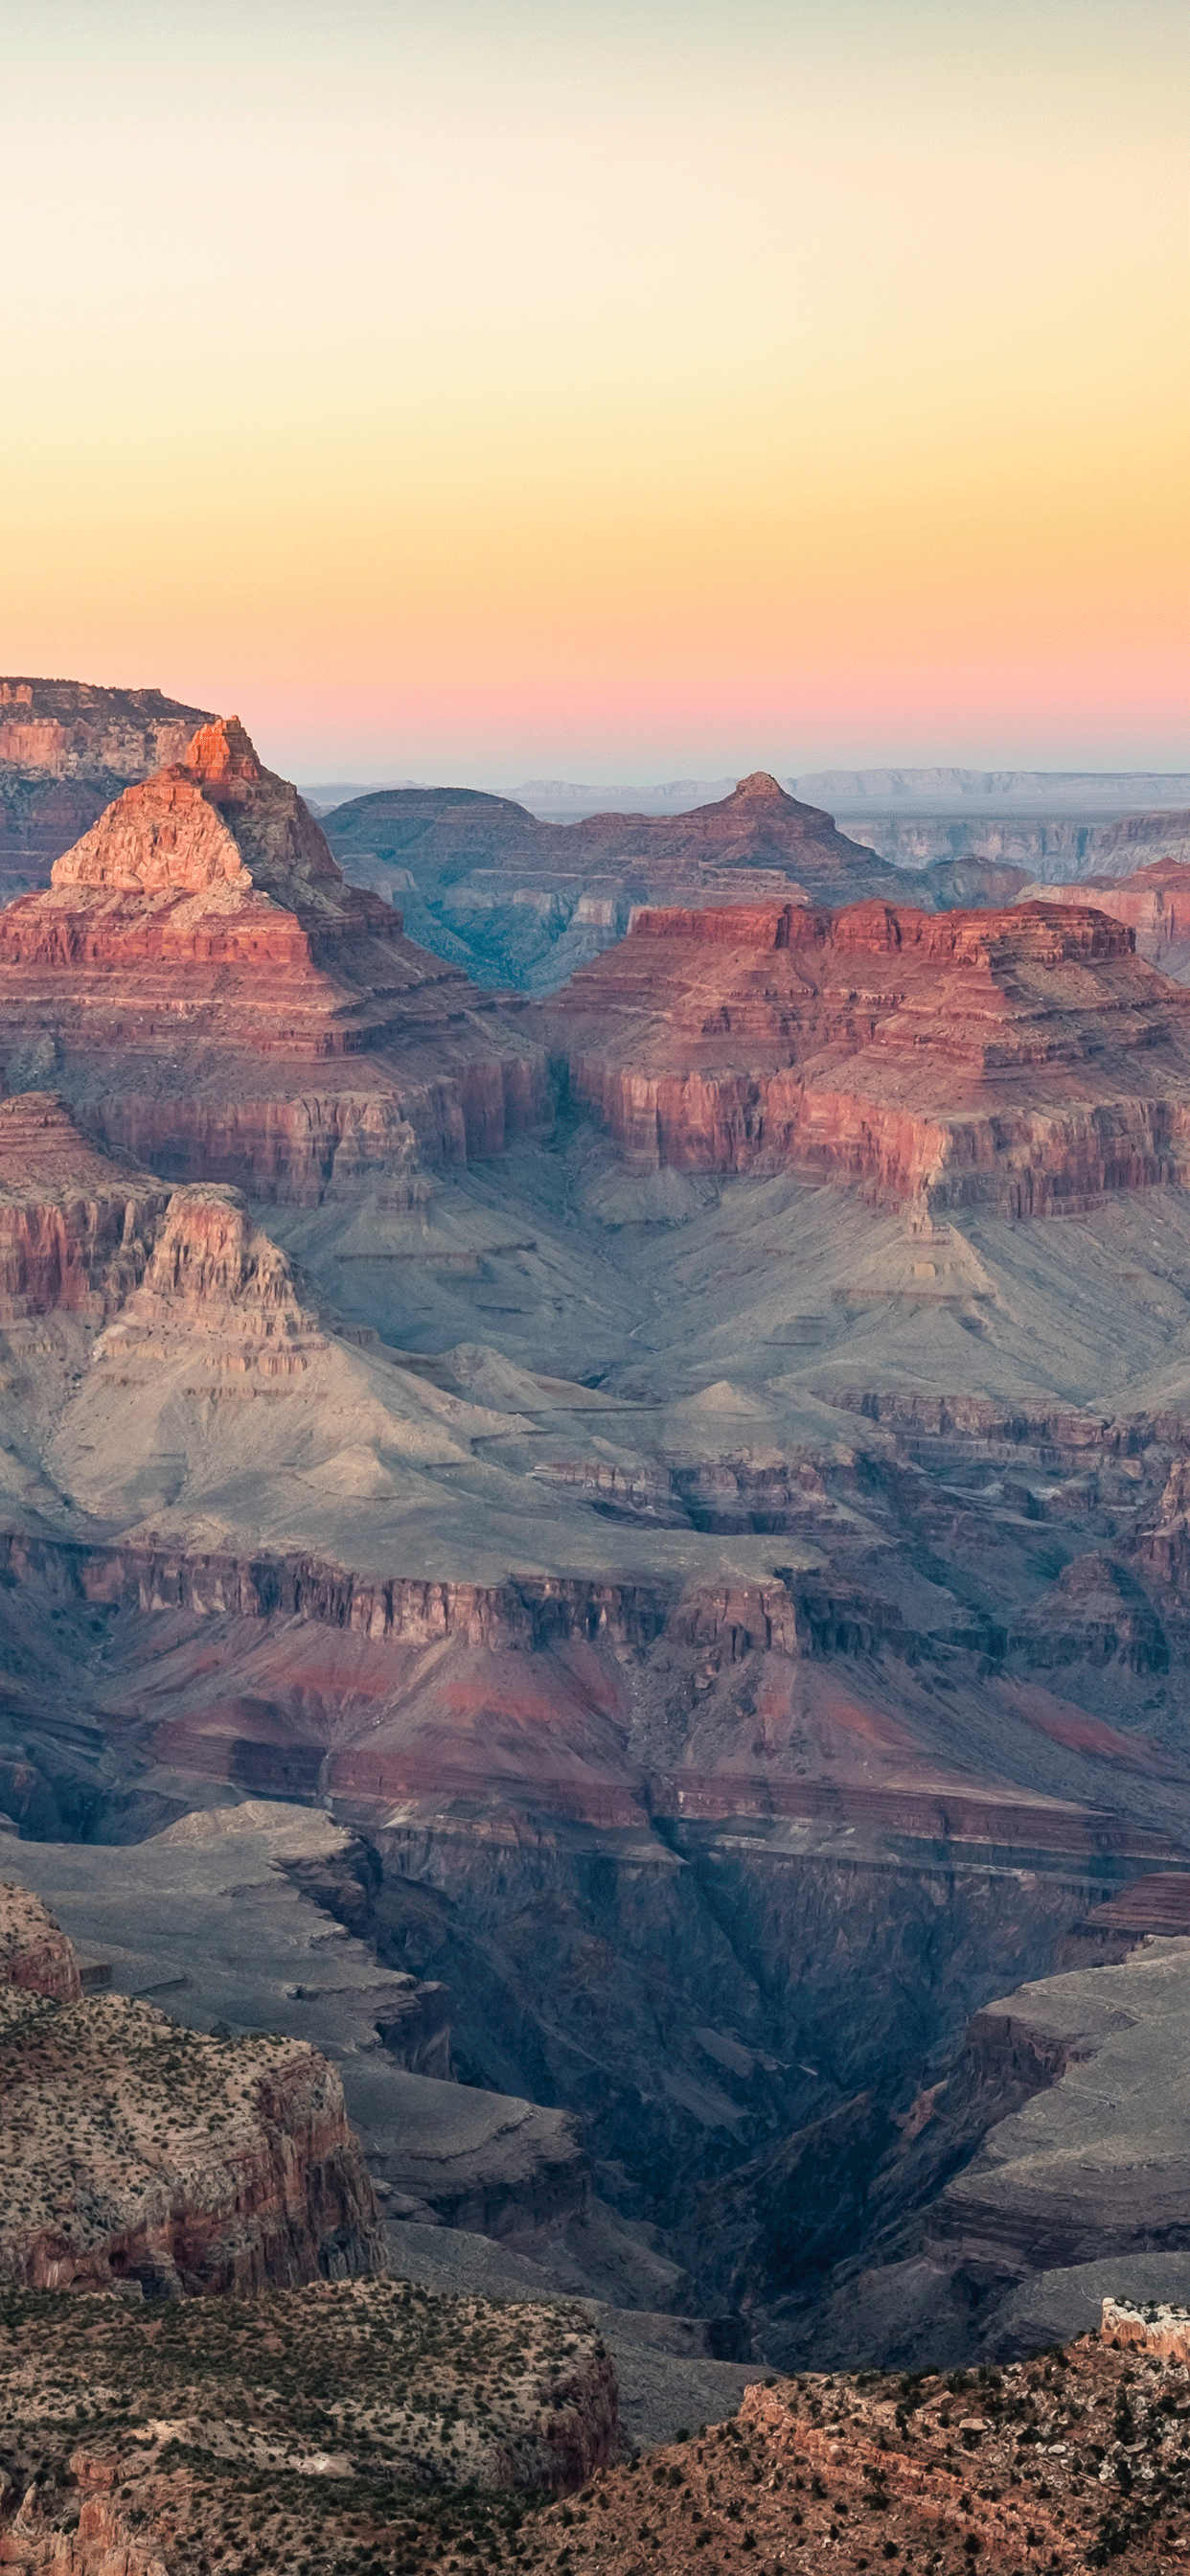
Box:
552;894;1190;1211
0;1882;383;2295
524;2336;1188;2574
0;716;548;1199
0;2278;616;2576
0;676;213;899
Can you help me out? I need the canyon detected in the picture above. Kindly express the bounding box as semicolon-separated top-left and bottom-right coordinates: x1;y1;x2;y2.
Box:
8;712;1190;2448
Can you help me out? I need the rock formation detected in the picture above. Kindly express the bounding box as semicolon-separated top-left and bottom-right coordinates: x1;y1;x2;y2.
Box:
1023;858;1190;984
522;2342;1182;2575
0;678;214;900
550;894;1190;1211
0;1878;384;2296
0;1883;80;2001
0;719;549;1198
0;2278;617;2576
322;770;924;991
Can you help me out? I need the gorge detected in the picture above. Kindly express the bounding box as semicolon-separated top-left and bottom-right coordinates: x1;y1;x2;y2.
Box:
5;707;1190;2409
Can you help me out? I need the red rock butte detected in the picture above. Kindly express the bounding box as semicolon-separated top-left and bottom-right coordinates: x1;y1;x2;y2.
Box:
549;894;1190;1212
0;718;549;1200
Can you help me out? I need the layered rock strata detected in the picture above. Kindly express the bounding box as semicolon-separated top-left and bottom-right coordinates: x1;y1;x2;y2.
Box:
0;719;549;1199
1024;859;1190;984
0;1880;383;2294
551;895;1190;1211
930;1937;1190;2281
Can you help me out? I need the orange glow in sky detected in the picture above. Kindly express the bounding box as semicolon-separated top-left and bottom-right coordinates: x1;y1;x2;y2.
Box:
3;0;1188;780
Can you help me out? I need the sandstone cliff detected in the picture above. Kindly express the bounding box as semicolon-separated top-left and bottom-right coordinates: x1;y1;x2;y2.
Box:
550;894;1190;1212
0;720;550;1200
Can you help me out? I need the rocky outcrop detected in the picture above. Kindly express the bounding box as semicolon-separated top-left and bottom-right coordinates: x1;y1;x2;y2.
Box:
551;895;1190;1212
0;720;550;1201
0;1092;170;1320
529;2341;1185;2576
1101;2293;1190;2360
0;1962;384;2295
0;1884;81;2003
0;1092;320;1351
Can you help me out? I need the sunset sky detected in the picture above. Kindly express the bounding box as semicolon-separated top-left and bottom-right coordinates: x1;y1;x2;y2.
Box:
4;0;1188;783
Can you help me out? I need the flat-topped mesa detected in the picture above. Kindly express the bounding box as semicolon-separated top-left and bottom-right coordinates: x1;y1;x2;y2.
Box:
0;724;551;1199
551;896;1190;1213
0;678;213;778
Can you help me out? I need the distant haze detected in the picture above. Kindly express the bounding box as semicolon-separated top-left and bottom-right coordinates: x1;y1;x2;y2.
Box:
303;770;1190;824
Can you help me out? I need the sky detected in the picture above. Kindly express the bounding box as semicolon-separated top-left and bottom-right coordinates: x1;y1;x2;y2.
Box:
3;0;1188;784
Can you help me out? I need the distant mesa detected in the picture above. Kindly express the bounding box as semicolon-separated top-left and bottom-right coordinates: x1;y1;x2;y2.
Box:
1023;855;1190;986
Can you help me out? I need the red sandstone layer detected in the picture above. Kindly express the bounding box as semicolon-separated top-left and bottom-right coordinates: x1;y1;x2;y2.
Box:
549;895;1190;1211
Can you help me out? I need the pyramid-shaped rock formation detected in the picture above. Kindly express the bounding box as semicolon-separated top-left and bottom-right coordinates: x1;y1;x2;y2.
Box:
550;894;1190;1212
0;720;548;1200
